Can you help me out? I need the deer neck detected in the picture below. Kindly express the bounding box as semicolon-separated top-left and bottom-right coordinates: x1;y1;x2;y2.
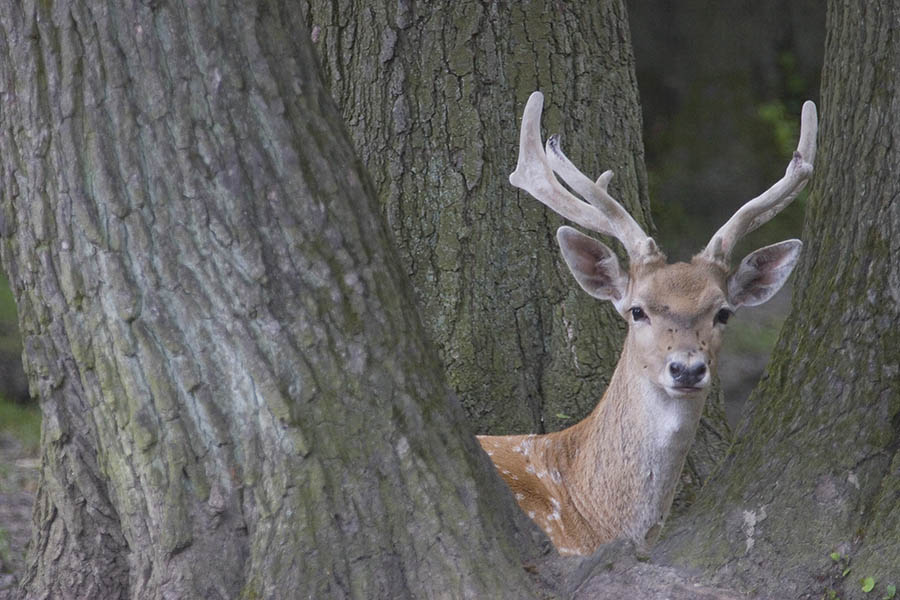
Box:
562;337;707;548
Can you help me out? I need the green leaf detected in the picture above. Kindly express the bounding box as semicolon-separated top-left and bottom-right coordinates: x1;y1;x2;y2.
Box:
843;567;852;578
883;583;896;599
555;413;573;420
862;577;876;593
830;552;842;562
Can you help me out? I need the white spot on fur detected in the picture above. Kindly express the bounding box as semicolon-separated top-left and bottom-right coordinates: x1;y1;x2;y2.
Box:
525;464;536;475
548;497;563;528
516;437;535;456
515;492;525;501
528;511;536;519
551;469;562;484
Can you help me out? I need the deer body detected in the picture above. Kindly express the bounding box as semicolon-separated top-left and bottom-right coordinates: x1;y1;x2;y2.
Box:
480;92;817;556
480;347;705;555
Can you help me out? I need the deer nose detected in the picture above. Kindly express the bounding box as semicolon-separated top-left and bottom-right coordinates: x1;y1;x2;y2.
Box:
668;361;707;387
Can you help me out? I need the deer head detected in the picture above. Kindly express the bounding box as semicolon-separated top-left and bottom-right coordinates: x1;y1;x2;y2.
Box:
510;91;815;401
478;92;817;556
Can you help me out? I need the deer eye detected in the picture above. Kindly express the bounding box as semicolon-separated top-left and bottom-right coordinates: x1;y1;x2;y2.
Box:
714;308;733;325
630;307;648;322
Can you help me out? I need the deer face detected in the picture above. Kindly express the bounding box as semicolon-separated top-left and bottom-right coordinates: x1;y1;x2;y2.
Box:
557;226;802;399
624;261;729;397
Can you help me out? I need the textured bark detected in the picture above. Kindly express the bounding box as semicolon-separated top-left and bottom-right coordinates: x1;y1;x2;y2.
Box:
303;0;651;436
655;2;900;598
568;541;746;600
302;0;731;503
0;1;549;598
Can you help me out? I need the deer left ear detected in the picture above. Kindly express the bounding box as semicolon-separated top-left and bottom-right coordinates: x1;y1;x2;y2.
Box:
727;240;802;308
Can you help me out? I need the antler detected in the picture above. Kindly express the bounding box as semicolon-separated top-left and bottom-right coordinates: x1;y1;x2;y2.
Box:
509;92;660;264
701;101;818;264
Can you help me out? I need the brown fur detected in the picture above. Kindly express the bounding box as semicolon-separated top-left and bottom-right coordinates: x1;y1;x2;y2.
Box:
478;260;729;556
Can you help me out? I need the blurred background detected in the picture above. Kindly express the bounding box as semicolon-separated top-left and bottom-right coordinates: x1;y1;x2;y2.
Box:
628;0;825;425
0;1;826;424
0;275;27;407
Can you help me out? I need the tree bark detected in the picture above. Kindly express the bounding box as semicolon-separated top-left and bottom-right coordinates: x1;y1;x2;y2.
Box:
655;2;900;598
0;1;548;598
302;0;651;436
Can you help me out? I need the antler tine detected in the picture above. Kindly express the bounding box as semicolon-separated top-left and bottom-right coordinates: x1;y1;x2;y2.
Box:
509;91;657;262
702;101;818;264
545;134;657;262
509;92;617;238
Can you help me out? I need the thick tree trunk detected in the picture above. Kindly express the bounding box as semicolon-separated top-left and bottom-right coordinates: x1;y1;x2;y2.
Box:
303;0;731;503
0;1;548;598
655;2;900;598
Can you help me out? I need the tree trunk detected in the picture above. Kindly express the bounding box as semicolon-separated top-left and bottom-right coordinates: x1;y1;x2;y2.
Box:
303;0;731;503
302;0;651;435
655;2;900;598
0;1;548;598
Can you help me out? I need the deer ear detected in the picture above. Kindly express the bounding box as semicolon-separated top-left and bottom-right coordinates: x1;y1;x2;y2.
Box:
728;239;802;308
557;226;628;308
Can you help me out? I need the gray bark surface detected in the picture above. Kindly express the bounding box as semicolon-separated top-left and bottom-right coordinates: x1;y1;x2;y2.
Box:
303;0;651;436
568;541;746;600
655;2;900;598
0;1;550;598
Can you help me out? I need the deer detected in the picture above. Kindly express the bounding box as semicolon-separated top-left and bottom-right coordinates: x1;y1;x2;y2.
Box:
478;92;817;556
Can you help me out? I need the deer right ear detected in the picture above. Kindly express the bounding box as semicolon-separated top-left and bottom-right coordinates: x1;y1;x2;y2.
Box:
557;226;628;308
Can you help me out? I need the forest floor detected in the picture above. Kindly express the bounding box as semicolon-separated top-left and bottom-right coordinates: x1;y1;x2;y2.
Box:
0;418;39;599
